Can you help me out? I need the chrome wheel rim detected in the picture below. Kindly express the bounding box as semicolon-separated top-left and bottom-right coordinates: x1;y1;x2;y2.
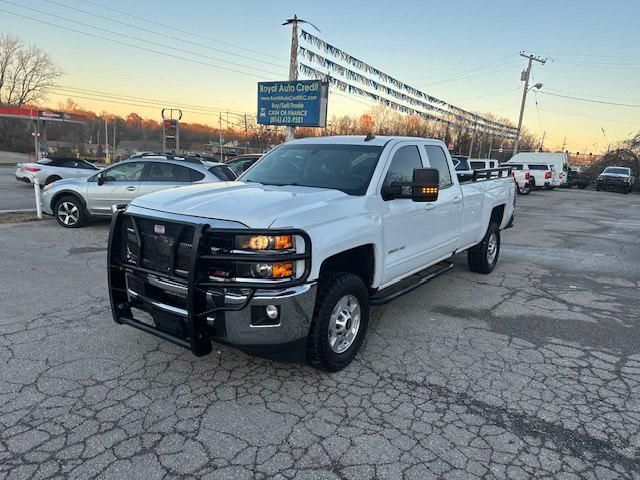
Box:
328;294;361;354
57;202;79;226
487;233;498;265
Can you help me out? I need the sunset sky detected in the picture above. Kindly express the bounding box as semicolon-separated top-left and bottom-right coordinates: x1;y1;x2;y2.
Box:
1;0;638;154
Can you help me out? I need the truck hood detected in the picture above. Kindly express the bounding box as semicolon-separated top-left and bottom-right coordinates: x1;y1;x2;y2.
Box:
130;181;350;229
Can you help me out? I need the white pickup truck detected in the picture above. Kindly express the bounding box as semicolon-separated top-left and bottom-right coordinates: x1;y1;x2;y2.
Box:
108;136;515;371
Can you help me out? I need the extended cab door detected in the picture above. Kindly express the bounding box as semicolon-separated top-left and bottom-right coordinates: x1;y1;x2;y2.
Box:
378;143;430;284
421;144;464;261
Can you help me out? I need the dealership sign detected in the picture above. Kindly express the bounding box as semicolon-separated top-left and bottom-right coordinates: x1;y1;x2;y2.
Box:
257;80;328;127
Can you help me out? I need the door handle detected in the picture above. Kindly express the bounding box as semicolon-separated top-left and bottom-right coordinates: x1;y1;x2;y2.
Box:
452;196;462;204
424;204;436;210
125;186;136;191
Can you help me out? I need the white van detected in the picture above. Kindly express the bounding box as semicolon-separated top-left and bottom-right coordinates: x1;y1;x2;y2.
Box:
507;152;568;186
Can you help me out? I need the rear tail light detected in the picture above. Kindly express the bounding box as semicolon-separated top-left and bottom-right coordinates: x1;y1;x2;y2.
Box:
525;172;530;180
545;171;552;179
24;167;41;173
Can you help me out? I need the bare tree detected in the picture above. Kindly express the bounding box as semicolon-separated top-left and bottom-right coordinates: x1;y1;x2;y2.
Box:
0;32;63;107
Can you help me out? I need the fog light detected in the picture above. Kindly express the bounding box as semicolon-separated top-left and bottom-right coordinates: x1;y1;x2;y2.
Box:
265;305;279;319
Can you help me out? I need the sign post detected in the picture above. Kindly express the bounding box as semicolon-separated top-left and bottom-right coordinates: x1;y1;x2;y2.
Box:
257;80;328;130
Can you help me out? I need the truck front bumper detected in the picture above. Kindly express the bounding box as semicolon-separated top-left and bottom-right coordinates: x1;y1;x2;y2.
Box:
121;270;316;361
108;210;315;362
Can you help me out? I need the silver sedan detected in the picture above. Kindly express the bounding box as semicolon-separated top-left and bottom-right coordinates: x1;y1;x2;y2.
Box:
41;156;236;227
15;157;101;185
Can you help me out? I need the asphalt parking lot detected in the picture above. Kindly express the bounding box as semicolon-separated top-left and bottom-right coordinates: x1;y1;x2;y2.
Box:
1;188;639;479
0;166;36;212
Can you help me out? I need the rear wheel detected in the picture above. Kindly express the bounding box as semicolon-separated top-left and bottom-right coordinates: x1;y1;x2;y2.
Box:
307;272;369;372
518;183;531;195
54;195;87;228
468;222;500;274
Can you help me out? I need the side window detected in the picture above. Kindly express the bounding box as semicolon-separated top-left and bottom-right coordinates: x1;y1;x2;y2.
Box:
424;145;453;188
103;162;145;182
172;164;201;182
382;145;422;199
145;162;175;181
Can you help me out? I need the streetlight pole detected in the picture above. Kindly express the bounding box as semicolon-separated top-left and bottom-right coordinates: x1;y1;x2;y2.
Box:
513;52;545;155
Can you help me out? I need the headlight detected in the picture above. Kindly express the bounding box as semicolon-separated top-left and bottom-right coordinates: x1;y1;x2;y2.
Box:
235;261;295;279
43;183;53;192
598;176;604;180
235;234;293;251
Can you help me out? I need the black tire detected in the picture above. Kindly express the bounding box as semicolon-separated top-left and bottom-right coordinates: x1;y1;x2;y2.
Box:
578;184;588;190
307;272;369;372
596;184;601;191
45;175;62;186
54;195;87;228
518;183;531;195
468;222;500;274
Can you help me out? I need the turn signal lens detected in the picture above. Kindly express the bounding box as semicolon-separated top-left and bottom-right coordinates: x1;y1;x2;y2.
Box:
272;262;294;278
420;187;438;195
274;235;293;250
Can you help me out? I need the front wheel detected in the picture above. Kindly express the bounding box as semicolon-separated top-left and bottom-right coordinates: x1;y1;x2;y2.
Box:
468;222;500;274
54;195;87;228
307;273;369;372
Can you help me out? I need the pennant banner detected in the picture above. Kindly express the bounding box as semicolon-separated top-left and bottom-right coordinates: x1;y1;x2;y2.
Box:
299;63;516;140
299;47;513;137
299;30;517;135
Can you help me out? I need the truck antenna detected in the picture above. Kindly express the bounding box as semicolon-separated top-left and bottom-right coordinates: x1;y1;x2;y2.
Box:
364;132;376;142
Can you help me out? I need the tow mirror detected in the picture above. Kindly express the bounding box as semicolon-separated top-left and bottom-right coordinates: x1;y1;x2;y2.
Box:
411;168;439;202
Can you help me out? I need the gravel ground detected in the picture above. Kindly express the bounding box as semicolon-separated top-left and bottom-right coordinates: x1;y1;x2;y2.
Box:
0;188;639;479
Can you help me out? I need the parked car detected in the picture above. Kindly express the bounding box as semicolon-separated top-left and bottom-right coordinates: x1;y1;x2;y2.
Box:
107;135;515;371
225;154;262;176
507;163;533;195
41;155;235;228
15;157;100;186
508;152;568;187
517;163;553;190
596;166;635;193
564;166;591;189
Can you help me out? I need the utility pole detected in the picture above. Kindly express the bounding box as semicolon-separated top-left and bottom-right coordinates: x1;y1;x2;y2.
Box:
104;118;109;163
538;131;546;151
244;114;248;152
513;52;546;155
219;112;224;160
283;15;300;142
487;136;493;159
282;15;319;142
561;137;567;151
112;120;117;162
468;127;476;157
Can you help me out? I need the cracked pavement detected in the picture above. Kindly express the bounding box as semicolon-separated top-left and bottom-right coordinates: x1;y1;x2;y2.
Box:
1;188;639;479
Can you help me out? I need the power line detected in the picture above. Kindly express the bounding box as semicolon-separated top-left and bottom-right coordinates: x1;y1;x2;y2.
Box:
548;58;640;70
405;52;518;82
538;91;640;108
53;85;255;116
55;85;253;115
536;50;640;58
537;107;640;126
543;87;640;102
414;62;522;87
79;0;288;62
0;0;284;77
0;7;282;80
447;87;520;103
43;0;288;70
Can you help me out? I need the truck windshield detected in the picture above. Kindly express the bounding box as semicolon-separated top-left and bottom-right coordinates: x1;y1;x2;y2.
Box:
239;143;383;195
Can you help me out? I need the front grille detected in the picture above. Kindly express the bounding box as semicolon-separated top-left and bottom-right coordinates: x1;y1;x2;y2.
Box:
122;216;195;278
